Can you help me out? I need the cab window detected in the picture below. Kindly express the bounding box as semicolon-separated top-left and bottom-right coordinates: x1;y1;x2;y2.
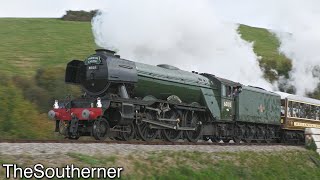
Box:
222;85;226;97
227;86;232;97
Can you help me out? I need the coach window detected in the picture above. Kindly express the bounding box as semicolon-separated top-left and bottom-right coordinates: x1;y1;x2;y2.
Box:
297;103;301;118
300;103;306;118
310;105;316;120
314;106;318;120
309;104;314;119
317;106;320;120
305;104;310;119
294;102;300;118
292;102;298;117
309;105;314;119
314;105;319;120
287;101;292;117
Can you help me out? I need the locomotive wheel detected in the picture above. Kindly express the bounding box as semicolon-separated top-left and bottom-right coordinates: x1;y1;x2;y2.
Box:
223;139;230;143
136;112;158;141
92;118;109;141
62;120;80;140
210;136;221;143
184;111;202;143
67;135;80;140
265;130;272;143
203;136;210;142
113;137;124;141
243;138;252;143
233;137;241;144
233;124;243;144
255;126;265;143
297;132;305;145
119;123;135;141
161;110;182;142
280;131;288;143
243;125;255;143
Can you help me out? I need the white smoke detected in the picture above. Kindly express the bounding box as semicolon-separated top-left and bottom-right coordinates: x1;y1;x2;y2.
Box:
91;0;272;90
271;1;320;95
209;0;320;96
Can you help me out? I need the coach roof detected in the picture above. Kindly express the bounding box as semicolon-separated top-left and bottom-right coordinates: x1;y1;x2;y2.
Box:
275;91;320;105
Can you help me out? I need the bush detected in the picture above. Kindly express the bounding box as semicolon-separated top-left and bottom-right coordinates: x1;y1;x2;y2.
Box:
308;85;320;100
0;79;53;139
0;69;82;139
35;67;82;110
0;73;11;86
12;68;82;113
61;10;98;22
306;138;318;151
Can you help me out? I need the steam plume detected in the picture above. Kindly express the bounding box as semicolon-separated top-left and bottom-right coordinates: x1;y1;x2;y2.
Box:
210;0;320;96
272;1;320;95
91;0;272;89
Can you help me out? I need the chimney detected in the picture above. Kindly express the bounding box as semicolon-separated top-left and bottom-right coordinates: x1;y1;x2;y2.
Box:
95;49;116;56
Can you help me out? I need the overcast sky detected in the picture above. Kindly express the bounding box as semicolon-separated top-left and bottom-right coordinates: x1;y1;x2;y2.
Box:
0;0;109;18
0;0;273;29
1;0;318;32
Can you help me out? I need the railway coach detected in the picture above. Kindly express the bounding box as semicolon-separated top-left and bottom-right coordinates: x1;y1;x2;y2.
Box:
276;92;320;143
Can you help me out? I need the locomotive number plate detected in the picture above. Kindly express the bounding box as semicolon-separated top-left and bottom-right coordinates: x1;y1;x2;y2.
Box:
88;65;98;70
223;101;232;108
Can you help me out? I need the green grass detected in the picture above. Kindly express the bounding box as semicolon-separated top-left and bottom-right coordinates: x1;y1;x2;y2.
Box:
67;153;116;165
1;150;319;179
0;18;96;76
126;150;320;179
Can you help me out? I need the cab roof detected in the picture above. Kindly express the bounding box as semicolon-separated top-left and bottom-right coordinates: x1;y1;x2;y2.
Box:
201;73;242;87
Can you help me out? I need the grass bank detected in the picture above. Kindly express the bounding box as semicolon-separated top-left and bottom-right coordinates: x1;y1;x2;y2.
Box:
0;150;319;179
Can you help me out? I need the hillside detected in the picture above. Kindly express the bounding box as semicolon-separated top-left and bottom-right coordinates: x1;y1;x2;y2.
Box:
0;18;295;139
0;19;291;77
238;25;292;83
0;18;96;76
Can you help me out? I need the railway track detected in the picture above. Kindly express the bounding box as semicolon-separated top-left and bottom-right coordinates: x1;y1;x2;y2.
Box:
0;139;303;146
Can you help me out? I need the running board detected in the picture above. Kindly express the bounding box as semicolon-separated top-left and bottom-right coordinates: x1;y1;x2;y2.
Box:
177;126;196;131
158;118;179;122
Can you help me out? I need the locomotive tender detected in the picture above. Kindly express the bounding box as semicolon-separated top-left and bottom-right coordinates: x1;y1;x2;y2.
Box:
48;49;315;143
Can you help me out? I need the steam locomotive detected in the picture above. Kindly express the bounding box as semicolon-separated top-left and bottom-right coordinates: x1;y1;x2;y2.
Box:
48;49;320;143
